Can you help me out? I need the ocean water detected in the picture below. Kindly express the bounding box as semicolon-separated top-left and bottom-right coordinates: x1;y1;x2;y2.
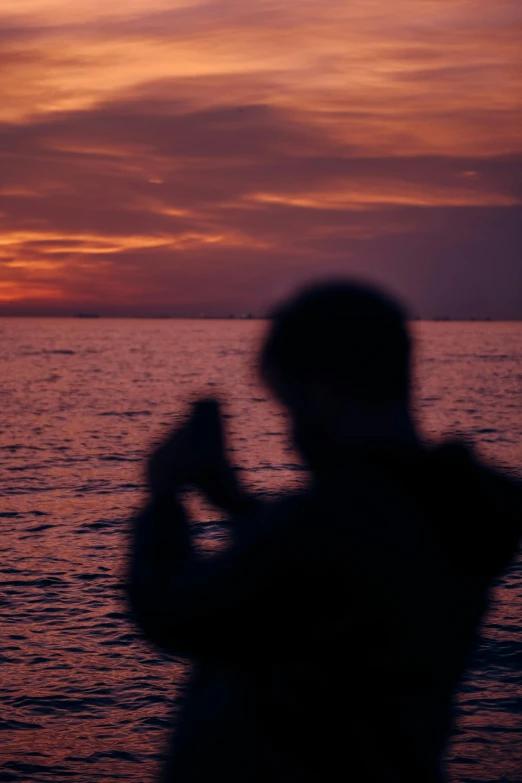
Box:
1;318;521;783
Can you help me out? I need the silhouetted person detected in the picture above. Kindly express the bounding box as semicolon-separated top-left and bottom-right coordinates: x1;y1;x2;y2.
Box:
128;281;521;782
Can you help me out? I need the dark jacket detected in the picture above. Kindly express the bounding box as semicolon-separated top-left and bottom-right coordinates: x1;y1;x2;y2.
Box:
128;442;521;782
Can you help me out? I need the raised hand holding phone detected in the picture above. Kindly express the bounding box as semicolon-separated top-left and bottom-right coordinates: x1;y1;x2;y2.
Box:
147;398;254;514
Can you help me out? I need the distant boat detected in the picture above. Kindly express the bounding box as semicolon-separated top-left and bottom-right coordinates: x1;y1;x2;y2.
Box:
74;313;101;318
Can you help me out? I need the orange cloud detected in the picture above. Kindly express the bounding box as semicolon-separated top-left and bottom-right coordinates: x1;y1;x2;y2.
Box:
0;0;521;316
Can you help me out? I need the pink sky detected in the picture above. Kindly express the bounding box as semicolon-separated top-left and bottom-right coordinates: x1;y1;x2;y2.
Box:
0;0;521;317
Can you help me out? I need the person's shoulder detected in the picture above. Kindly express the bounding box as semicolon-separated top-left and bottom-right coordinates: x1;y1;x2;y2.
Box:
430;439;522;576
433;439;521;503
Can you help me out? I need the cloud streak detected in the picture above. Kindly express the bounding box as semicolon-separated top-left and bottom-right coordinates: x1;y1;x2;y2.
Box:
0;0;521;316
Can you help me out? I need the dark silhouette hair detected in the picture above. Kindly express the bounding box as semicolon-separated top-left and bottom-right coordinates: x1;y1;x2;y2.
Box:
261;281;411;405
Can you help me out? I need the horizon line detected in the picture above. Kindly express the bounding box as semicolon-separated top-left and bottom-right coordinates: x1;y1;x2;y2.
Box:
0;315;520;323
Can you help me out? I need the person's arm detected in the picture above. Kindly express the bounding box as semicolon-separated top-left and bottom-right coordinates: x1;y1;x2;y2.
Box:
128;490;192;630
127;398;273;656
128;489;303;659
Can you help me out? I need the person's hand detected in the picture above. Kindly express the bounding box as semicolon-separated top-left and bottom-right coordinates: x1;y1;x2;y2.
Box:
146;424;189;500
188;399;253;513
146;399;218;498
146;399;252;513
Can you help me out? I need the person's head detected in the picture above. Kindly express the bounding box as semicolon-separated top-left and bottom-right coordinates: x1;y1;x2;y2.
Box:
260;280;414;456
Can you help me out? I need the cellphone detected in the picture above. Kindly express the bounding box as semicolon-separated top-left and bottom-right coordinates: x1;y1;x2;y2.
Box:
190;398;224;453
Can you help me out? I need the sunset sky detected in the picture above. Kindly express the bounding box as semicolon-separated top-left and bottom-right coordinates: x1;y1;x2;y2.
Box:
0;0;521;317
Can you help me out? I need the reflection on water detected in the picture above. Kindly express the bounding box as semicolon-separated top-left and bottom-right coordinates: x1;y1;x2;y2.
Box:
1;319;521;782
